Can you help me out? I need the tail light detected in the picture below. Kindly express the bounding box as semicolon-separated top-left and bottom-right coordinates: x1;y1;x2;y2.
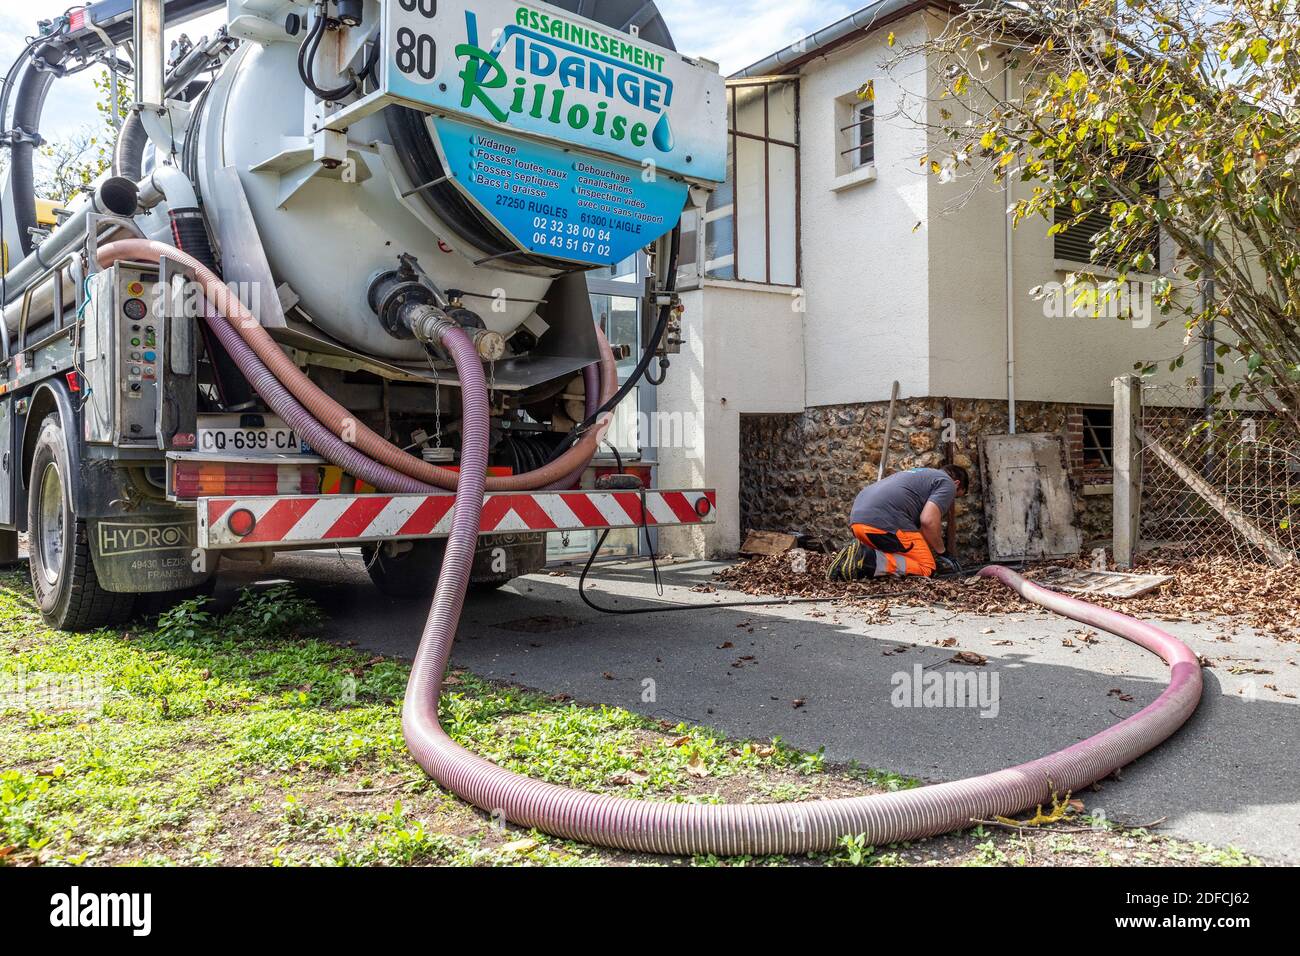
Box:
171;462;320;499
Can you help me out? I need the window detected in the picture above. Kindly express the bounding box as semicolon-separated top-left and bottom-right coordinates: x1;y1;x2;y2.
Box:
835;91;875;177
587;252;650;459
682;77;800;288
846;103;874;168
1081;407;1113;469
1054;157;1161;272
552;256;656;563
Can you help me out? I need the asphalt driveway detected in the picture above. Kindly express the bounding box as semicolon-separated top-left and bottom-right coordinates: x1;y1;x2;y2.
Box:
220;550;1300;863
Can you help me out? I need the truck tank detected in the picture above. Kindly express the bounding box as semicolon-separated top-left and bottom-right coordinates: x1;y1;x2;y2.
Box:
177;0;722;367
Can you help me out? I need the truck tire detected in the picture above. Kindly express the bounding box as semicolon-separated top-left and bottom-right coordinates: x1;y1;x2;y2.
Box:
361;539;445;598
27;415;136;630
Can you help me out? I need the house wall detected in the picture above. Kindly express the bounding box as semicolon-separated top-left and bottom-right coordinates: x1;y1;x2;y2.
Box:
657;283;805;558
737;397;1116;560
796;15;934;407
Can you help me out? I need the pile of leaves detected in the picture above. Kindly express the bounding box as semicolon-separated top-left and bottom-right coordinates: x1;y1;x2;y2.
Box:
714;551;1300;642
714;552;1030;613
1075;556;1300;641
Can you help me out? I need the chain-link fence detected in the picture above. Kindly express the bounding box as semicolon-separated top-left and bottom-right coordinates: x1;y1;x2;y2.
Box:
1135;382;1299;563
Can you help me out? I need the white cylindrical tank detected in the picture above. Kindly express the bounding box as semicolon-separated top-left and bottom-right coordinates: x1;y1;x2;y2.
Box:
191;40;556;361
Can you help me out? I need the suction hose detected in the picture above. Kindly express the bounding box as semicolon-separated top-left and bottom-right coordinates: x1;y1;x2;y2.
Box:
401;327;1205;854
94;240;1202;855
94;240;617;491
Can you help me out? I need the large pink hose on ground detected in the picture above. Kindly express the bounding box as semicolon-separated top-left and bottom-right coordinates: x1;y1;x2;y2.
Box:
403;321;1206;855
95;240;618;492
97;240;1203;855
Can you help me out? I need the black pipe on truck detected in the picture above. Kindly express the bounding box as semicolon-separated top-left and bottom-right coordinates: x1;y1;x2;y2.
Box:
168;207;256;410
113;109;148;182
9;43;65;258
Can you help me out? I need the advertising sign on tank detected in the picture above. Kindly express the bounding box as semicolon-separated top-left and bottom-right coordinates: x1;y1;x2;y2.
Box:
382;0;727;183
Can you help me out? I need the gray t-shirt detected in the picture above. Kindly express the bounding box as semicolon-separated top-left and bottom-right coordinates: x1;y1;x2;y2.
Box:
849;468;956;532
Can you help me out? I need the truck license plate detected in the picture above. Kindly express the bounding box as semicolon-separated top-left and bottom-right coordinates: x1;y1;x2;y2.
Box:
197;426;300;453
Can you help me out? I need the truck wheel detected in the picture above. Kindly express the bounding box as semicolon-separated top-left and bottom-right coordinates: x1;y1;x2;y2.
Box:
361;539;446;598
27;416;136;630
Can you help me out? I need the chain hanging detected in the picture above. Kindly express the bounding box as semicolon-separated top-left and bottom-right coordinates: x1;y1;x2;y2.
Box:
434;380;442;449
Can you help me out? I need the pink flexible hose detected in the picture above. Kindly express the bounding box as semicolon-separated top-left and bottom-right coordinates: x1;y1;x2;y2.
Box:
95;240;618;492
403;321;1205;855
95;241;1203;856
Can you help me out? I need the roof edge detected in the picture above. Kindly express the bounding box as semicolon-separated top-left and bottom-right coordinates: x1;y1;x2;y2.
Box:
730;0;958;79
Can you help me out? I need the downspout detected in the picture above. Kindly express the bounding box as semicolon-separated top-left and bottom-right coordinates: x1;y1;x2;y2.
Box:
1201;236;1216;476
1200;237;1216;411
1004;62;1016;433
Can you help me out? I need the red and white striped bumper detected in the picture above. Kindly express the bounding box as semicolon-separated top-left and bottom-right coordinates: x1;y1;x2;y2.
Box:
197;489;717;550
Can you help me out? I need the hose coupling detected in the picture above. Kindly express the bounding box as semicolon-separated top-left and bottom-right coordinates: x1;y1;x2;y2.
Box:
393;297;503;363
402;303;459;353
472;329;506;362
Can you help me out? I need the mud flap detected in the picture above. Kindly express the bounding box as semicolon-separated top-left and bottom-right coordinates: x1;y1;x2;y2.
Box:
472;533;547;586
89;513;212;593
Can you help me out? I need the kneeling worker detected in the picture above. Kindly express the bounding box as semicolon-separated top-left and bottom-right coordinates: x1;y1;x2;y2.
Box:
844;465;969;578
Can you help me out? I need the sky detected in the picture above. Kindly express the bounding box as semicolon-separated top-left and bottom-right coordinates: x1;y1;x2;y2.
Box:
2;0;861;142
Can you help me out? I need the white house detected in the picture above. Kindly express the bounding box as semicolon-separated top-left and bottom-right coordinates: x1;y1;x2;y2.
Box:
656;0;1203;560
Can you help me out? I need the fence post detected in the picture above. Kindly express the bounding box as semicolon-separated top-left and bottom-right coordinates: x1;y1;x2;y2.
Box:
1112;375;1142;567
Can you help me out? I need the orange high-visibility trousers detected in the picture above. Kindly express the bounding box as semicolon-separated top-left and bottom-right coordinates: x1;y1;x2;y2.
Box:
850;524;937;577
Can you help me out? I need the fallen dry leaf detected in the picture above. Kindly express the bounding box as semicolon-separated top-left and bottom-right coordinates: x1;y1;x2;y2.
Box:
609;770;649;786
951;651;987;666
713;553;1300;643
500;839;538;855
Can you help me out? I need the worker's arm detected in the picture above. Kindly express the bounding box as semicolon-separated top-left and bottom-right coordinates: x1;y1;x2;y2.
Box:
920;501;946;555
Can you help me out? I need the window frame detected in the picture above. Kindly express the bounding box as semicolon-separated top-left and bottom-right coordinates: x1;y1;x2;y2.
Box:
693;76;801;288
840;101;875;169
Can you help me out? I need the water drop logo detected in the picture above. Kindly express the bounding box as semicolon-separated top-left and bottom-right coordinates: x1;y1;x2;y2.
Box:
454;8;678;159
651;112;673;152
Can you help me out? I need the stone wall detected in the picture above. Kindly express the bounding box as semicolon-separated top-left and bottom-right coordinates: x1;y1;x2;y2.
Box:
738;397;1114;561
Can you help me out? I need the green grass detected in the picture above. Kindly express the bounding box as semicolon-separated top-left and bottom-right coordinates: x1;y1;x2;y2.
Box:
0;571;852;866
0;568;1265;867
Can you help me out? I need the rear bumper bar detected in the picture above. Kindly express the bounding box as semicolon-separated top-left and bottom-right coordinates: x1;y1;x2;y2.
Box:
197;489;717;550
